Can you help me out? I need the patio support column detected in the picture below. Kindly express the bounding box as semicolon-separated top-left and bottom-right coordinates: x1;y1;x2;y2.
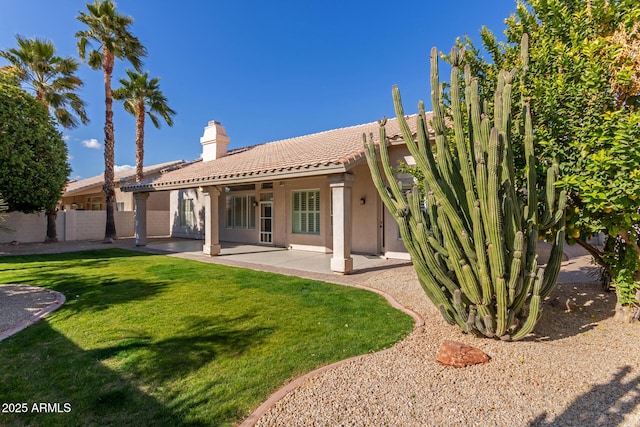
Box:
201;186;221;256
330;174;355;274
134;192;150;246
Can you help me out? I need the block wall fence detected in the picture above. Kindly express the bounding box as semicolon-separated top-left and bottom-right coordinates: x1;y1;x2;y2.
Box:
0;211;170;244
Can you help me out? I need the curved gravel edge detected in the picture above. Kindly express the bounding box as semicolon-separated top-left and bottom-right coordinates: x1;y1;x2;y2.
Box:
0;285;66;342
239;283;425;427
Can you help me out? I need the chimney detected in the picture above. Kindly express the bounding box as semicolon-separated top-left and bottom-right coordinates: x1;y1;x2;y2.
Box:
200;120;230;161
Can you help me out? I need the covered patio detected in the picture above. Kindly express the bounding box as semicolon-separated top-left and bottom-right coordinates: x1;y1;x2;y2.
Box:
123;117;422;275
141;239;411;278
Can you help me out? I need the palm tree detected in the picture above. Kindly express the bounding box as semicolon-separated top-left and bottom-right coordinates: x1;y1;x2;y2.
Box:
0;35;89;129
0;35;88;242
113;70;176;182
76;0;146;242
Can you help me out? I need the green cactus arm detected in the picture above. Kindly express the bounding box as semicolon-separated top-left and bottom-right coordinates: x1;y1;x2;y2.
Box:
413;222;460;294
540;223;565;299
393;87;475;261
502;85;515;180
467;306;479;335
375;121;411;208
486;128;507;279
363;131;408;223
510;246;539;315
398;219;465;329
495;72;505;134
417;101;432;159
472;200;493;305
510;269;544;341
438;303;458;326
431;49;466;208
503;192;517;254
540;163;557;226
475;141;492;243
464;65;481;170
427;234;449;257
482;314;496;338
524;103;537;223
507;231;525;306
494;274;509;337
449;48;476;225
437;206;482;305
425;187;442;241
500;82;521;235
452;289;469;323
391;87;442;193
392;86;440;183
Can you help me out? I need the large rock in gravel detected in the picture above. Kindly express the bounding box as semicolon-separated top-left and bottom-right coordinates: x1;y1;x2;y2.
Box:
436;340;490;367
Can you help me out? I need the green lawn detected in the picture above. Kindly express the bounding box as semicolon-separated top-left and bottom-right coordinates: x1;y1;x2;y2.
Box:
0;249;413;426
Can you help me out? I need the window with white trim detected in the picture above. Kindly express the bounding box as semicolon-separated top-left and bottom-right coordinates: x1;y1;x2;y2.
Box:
225;195;256;229
180;198;195;228
292;190;320;234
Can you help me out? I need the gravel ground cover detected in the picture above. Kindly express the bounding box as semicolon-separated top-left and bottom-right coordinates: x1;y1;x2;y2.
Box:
255;261;640;427
0;285;59;335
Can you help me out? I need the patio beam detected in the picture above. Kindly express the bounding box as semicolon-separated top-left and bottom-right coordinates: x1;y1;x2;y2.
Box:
201;186;221;256
329;174;355;274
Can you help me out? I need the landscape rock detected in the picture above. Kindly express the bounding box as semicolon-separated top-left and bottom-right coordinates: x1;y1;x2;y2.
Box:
436;340;490;367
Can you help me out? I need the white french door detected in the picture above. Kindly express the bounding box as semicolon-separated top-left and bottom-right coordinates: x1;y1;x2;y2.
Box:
259;201;273;244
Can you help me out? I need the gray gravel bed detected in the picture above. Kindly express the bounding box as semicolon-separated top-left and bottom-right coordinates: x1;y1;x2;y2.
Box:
255;260;640;427
0;285;59;333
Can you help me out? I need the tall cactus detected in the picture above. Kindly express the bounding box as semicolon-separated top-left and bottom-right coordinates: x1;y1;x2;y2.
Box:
364;34;566;340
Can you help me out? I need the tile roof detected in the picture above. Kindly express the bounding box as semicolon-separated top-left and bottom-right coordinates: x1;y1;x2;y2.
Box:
63;160;186;196
123;114;432;192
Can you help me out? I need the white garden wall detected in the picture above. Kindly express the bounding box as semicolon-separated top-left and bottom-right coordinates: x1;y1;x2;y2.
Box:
0;210;169;244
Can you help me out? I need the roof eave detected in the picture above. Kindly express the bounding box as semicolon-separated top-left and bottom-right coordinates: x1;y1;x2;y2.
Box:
122;163;349;193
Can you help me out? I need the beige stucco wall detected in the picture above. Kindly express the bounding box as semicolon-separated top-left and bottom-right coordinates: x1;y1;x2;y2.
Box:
170;189;206;239
349;163;381;254
0;210;168;243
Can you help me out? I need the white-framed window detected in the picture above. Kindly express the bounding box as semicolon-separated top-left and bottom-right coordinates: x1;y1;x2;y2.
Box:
180;198;195;228
292;189;320;234
225;195;256;229
116;202;125;212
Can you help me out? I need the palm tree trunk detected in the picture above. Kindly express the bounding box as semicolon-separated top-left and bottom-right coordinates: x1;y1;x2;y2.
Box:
45;208;58;242
135;105;145;182
102;49;117;242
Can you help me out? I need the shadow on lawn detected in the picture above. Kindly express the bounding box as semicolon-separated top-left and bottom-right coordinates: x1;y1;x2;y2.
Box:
86;314;273;384
529;365;640;426
0;250;169;314
0;322;205;427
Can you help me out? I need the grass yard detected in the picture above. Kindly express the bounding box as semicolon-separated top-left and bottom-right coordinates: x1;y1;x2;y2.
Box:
0;249;413;426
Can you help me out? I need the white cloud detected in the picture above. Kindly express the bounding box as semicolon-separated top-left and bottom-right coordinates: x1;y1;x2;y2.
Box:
67;154;74;161
82;138;102;149
62;134;71;141
114;165;135;172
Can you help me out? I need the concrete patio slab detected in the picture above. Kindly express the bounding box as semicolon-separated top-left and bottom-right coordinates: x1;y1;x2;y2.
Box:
145;239;394;276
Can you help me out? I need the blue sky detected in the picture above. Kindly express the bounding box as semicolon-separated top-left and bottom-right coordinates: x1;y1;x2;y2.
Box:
1;0;516;180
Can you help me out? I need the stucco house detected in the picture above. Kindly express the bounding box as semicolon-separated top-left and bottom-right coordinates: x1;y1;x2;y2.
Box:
122;116;431;274
60;160;186;212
